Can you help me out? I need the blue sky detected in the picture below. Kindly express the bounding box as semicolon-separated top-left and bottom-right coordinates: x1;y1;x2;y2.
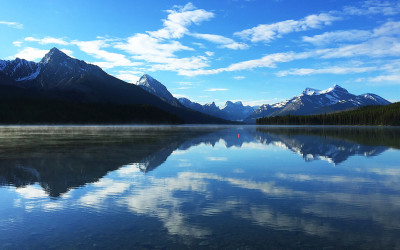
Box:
1;0;399;106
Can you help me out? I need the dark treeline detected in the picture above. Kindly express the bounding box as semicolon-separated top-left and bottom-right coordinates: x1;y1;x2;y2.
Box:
257;102;400;126
0;98;183;124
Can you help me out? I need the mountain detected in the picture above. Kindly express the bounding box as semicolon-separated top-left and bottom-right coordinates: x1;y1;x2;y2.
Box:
257;101;400;126
178;97;204;113
245;84;390;123
221;101;254;121
178;98;224;118
0;57;41;82
178;98;255;121
0;48;229;124
134;77;253;121
136;74;182;107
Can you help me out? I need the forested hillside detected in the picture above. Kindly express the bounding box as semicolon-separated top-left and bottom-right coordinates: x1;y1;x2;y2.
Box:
0;98;183;124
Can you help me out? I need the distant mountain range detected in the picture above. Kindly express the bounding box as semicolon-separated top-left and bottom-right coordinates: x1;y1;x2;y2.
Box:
0;47;391;124
177;98;255;121
138;77;390;123
134;73;256;121
0;48;228;124
244;84;390;123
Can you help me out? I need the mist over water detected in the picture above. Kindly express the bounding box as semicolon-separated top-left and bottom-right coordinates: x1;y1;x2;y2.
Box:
0;125;400;249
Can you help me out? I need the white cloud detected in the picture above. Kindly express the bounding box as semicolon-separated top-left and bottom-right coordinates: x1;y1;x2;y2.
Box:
235;13;340;43
318;37;400;59
60;49;73;57
206;157;228;161
148;3;214;39
192;42;206;48
372;21;400;37
115;33;210;73
0;21;23;29
218;52;307;71
8;47;72;61
361;74;400;82
233;76;245;80
303;30;372;45
111;3;217;74
178;29;400;77
178;81;194;85
179;52;309;76
12;41;22;47
235;1;400;44
115;70;144;83
73;39;140;69
191;33;248;50
149;56;209;72
205;88;229;91
277;66;378;77
12;47;50;61
303;21;400;46
116;33;193;59
25;36;69;45
343;0;400;16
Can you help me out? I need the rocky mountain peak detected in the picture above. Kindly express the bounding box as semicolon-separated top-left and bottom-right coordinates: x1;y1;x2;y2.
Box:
40;47;71;64
205;102;217;107
136;74;181;107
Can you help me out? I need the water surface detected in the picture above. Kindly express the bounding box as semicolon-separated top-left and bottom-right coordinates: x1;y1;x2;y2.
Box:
1;125;400;249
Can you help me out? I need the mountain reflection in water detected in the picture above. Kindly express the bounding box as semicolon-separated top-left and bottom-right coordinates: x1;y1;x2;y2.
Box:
0;125;400;249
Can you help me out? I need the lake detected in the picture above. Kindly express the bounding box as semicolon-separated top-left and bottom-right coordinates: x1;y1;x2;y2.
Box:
0;125;400;249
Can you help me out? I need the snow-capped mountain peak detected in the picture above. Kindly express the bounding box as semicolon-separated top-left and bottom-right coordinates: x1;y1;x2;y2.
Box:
136;74;181;107
137;74;161;89
302;84;348;96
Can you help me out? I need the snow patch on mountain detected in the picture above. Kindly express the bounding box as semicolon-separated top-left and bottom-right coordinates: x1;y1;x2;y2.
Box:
303;88;320;96
16;65;41;81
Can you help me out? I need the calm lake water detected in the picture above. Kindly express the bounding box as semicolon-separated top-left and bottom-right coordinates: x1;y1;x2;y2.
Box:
1;125;400;249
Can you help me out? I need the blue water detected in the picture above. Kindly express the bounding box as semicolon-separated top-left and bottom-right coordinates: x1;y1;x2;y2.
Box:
0;125;399;249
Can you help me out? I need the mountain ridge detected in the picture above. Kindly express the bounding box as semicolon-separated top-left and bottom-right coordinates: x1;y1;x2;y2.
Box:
0;48;391;124
0;48;231;124
244;84;390;123
178;98;255;121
